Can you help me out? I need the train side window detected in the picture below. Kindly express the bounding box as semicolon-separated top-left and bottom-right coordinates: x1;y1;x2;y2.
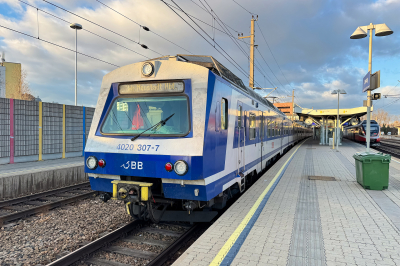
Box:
221;98;228;130
237;105;242;128
249;113;256;140
260;115;264;138
270;121;274;137
215;101;221;132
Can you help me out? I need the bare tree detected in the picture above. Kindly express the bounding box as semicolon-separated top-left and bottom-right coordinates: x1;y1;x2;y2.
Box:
371;109;390;126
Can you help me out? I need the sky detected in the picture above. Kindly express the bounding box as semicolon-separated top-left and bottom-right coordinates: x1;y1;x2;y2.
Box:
0;0;399;115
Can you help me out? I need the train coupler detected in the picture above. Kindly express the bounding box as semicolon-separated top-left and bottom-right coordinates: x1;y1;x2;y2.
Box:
111;180;153;202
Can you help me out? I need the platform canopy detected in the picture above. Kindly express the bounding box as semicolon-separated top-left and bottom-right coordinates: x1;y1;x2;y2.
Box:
293;105;373;128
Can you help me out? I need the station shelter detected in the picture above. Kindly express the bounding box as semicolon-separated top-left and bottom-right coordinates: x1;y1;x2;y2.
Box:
293;105;372;145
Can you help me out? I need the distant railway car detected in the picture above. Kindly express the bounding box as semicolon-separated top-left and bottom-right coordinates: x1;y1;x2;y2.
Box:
84;55;312;223
344;120;380;145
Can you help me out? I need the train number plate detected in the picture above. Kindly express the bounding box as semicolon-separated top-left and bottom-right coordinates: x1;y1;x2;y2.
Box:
117;144;159;152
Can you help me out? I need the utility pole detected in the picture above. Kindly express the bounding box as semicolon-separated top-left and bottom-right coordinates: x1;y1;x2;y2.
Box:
238;15;258;89
291;89;295;121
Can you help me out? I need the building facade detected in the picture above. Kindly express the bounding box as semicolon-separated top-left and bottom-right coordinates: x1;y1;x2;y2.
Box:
3;62;21;98
0;65;5;98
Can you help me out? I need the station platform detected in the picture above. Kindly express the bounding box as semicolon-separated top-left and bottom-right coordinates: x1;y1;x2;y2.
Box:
173;139;400;266
0;157;86;200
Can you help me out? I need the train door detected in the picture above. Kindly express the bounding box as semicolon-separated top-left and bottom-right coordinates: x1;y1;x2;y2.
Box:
237;102;245;174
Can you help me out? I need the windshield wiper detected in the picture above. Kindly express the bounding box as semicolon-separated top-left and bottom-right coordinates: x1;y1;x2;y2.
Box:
131;113;175;142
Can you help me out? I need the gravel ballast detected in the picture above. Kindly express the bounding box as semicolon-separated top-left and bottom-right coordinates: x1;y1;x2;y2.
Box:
0;197;131;265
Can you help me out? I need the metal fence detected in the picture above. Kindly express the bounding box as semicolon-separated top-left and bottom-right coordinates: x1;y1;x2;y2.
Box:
0;98;95;164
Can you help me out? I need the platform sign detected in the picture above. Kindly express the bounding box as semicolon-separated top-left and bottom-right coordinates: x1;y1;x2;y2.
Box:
363;71;370;93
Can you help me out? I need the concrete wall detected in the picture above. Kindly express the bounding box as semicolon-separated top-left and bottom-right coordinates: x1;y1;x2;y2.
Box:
0;165;86;200
0;98;95;165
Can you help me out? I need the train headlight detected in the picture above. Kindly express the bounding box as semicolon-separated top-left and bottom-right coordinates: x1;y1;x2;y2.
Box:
86;156;98;170
142;62;154;76
174;160;188;176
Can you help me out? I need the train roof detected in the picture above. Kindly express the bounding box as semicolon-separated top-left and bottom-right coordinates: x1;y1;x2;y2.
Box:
148;54;285;116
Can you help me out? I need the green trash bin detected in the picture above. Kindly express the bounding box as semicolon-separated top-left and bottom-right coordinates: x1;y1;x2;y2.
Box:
353;152;391;190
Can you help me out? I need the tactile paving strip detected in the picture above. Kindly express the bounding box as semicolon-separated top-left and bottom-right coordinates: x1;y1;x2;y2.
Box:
288;145;326;265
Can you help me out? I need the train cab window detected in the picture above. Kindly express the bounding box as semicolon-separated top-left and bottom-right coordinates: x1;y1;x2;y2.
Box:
101;96;189;136
238;105;243;128
249;113;256;140
221;98;228;130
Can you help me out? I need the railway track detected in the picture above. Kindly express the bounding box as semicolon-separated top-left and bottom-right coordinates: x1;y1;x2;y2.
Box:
47;221;206;266
375;139;400;158
0;182;97;226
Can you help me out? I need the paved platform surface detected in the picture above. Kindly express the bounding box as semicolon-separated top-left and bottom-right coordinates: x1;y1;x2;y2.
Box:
173;138;400;266
0;157;84;178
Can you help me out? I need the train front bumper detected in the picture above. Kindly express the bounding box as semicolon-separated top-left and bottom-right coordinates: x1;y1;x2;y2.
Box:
111;180;153;202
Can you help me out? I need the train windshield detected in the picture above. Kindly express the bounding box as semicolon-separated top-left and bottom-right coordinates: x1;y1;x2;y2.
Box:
370;125;379;135
101;96;190;136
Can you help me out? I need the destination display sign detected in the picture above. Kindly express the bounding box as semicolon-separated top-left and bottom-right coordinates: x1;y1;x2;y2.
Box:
119;82;184;94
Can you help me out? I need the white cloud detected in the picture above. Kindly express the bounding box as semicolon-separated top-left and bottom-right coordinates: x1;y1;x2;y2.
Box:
0;0;399;114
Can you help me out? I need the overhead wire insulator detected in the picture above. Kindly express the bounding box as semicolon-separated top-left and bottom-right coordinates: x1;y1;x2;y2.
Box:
141;44;148;49
142;26;150;31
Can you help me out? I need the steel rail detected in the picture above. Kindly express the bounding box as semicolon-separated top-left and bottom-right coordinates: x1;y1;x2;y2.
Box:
46;220;145;266
0;182;90;208
373;142;400;159
146;223;205;266
0;190;97;225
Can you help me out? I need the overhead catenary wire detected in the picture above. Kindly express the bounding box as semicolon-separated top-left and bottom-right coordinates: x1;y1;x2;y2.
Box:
385;80;400;96
162;0;263;88
190;0;240;34
220;0;295;100
231;0;257;16
95;0;193;54
18;0;150;59
162;1;249;46
255;22;297;94
0;25;120;67
40;0;163;56
195;0;275;91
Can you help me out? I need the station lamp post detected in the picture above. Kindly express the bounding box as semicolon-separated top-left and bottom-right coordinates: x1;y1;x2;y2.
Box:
331;89;346;151
350;23;393;152
70;23;83;106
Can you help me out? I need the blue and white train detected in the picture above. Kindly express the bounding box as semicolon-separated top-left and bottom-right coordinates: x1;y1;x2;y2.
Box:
85;55;311;222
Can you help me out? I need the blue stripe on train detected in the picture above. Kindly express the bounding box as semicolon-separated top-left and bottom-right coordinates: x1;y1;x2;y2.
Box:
89;140;296;201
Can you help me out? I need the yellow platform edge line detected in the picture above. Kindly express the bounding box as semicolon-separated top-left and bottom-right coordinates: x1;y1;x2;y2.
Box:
62;104;66;159
38;102;43;161
209;140;306;266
